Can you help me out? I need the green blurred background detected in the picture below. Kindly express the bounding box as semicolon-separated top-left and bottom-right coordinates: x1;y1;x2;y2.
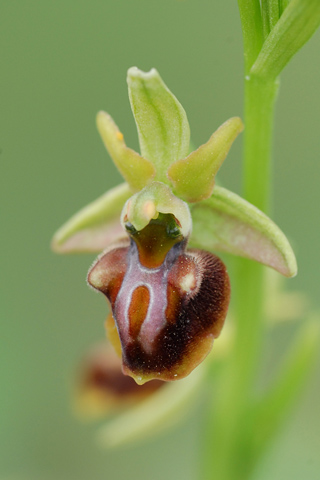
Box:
1;1;319;479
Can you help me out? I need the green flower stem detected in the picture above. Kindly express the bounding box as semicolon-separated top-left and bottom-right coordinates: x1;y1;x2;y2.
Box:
211;76;279;480
203;21;279;480
201;0;320;468
231;76;279;451
242;75;279;213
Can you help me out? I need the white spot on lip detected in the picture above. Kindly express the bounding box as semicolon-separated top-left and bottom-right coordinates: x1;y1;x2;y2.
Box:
180;273;196;293
89;267;104;289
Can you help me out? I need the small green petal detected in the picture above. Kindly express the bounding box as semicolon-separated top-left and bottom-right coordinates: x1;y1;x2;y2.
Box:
51;183;131;253
96;364;205;448
96;111;156;191
121;181;192;238
127;67;190;182
189;186;297;277
168;117;244;203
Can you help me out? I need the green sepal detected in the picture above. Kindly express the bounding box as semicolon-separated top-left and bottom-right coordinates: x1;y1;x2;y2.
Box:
167;117;244;203
121;181;192;238
252;316;320;457
127;67;190;183
96;111;156;191
189;186;297;277
96;364;205;448
252;0;320;79
51;183;131;253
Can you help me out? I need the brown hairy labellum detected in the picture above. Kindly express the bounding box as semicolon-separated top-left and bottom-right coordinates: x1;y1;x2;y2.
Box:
88;214;230;384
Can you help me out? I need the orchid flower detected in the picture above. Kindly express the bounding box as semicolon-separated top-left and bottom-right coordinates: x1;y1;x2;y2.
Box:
52;67;296;386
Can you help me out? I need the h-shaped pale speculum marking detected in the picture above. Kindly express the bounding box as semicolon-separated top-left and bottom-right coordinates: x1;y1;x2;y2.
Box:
115;239;185;354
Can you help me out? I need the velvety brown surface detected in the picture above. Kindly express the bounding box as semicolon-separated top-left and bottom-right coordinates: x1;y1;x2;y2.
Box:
122;249;230;381
82;347;163;397
88;230;230;382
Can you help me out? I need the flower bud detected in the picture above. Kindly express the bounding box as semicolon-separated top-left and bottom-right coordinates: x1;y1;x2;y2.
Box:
75;343;163;418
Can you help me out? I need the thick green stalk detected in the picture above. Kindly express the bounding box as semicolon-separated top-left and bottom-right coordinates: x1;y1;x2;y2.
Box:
224;74;279;480
242;75;279;212
202;20;279;480
232;74;279;401
201;77;278;480
201;0;320;478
